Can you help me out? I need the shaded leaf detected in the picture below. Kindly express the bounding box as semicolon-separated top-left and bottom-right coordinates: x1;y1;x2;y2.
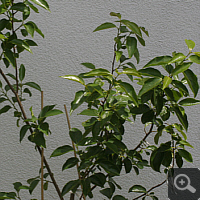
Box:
139;68;162;78
150;150;164;172
179;98;200;106
121;20;142;37
90;173;106;188
62;157;79;170
0;105;11;115
183;69;199;97
19;64;25;81
81;62;95;69
110;12;121;19
4;50;15;67
51;145;74;157
178;149;193;162
20;125;31;142
44;109;63;117
69;128;82;144
126;36;137;58
118;82;138;106
24;82;41;91
61;180;80;197
78;109;98;116
93;22;116;32
175;152;183;168
113;195;127;200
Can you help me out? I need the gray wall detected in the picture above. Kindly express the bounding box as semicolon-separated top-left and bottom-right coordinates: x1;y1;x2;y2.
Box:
1;0;200;199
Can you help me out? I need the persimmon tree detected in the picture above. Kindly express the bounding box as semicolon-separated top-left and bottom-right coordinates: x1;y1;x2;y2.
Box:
0;1;200;199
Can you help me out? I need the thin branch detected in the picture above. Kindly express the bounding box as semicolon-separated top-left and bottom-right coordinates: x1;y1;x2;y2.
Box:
64;105;86;200
0;68;64;200
132;179;167;200
41;91;44;200
133;123;154;151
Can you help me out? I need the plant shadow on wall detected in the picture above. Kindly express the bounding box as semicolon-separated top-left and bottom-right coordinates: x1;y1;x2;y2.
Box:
0;0;200;199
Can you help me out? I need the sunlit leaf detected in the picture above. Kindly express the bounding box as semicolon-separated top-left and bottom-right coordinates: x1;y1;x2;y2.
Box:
121;68;141;77
61;75;85;85
179;98;200;106
128;185;146;193
110;12;121;19
126;36;137;58
171;62;192;75
143;56;172;68
121;20;142;37
78;109;98;116
24;82;41;91
185;39;195;51
168;53;186;64
30;0;50;11
162;76;172;89
188;55;200;64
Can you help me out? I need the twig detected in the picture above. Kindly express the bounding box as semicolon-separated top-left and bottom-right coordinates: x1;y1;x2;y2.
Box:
133;123;154;151
132;179;167;200
41;91;44;200
64;105;86;200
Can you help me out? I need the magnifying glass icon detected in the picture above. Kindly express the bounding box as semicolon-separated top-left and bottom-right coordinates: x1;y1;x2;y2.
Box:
174;174;196;193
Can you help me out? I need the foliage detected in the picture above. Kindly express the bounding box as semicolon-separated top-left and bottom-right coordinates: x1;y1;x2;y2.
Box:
0;1;200;200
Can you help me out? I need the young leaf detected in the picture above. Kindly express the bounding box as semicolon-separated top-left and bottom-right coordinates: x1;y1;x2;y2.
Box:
61;75;85;85
121;68;141;77
178;149;193;162
84;68;112;77
128;185;146;193
143;56;172;68
115;51;123;62
138;78;162;97
30;0;50;11
185;39;195;51
19;64;25;81
78;109;98;116
171;62;192;76
93;22;116;32
51;145;74;157
110;12;121;19
168;53;186;64
162;76;172;89
183;69;199;97
24;82;41;91
188;55;200;64
62;157;79;170
126;36;137;58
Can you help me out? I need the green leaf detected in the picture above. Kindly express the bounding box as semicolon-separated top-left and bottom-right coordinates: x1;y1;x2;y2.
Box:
115;51;123;62
171;62;192;76
110;12;121;19
11;2;27;12
0;19;9;32
20;125;31;142
126;36;137;58
175;152;183;168
25;1;39;13
24;22;35;37
138;78;162;97
93;22;116;32
0;97;7;103
150;150;164;172
4;50;15;67
11;39;32;53
24;82;41;91
61;180;80;197
178;149;193;162
79;109;98;116
19;64;25;81
69;128;82;144
179;98;200;106
29;179;40;194
28;131;46;148
24;39;38;46
129;185;146;193
96;159;120;176
121;20;142;37
139;68;162;78
188;55;200;64
90;173;106;188
141;110;154;124
0;192;16;199
100;188;113;199
162;76;172;89
62;157;79;170
81;62;95;69
178;140;194;148
61;75;85;85
51;145;74;157
43;109;63;117
143;56;172;68
172;80;189;96
84;68;112;77
173;106;188;131
113;195;127;200
30;0;50;11
0;33;6;39
124;157;132;173
168;53;186;64
121;68;141;77
185;39;195;51
118;82;138;106
183;69;199;97
13;182;22;192
0;105;11;115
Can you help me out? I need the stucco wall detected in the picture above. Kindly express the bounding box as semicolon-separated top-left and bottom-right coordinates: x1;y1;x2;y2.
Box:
1;0;200;199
